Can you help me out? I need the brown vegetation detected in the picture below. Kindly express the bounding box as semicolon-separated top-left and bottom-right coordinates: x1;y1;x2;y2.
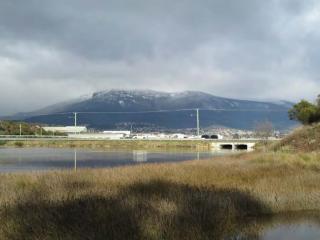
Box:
1;125;320;239
3;139;213;151
271;123;320;152
1;152;320;239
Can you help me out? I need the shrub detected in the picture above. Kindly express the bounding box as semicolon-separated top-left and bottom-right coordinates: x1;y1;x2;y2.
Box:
14;142;24;147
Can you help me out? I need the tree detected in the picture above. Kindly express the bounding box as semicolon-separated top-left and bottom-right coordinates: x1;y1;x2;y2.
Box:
254;120;274;140
0;120;53;136
316;94;320;107
288;100;320;125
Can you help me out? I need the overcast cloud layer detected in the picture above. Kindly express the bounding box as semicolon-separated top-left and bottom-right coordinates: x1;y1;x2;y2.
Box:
0;0;320;114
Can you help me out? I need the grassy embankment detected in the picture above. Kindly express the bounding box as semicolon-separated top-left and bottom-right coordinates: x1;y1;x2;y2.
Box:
1;125;320;239
3;139;213;151
271;124;320;152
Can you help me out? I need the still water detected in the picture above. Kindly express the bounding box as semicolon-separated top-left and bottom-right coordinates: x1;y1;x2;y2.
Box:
0;147;225;172
1;148;320;239
234;214;320;240
262;222;320;240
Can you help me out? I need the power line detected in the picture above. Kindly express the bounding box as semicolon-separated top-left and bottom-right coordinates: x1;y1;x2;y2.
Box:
18;108;288;117
75;109;288;114
76;109;195;114
23;112;72;116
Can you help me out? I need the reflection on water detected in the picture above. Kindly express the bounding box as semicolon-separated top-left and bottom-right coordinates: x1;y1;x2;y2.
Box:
133;150;148;163
0;147;228;172
263;222;320;240
74;149;77;171
227;213;320;240
0;148;320;238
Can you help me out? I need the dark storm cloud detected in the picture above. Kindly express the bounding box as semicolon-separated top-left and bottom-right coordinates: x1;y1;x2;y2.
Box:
0;0;272;59
0;0;319;114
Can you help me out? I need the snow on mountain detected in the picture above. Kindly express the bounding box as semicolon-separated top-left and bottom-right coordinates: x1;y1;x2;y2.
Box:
12;89;295;130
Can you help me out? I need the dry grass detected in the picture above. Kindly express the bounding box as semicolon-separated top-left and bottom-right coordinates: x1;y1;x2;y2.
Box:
271;123;320;152
1;152;320;239
3;139;212;151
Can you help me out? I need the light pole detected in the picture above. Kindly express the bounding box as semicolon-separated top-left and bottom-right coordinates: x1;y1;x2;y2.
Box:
74;112;78;127
196;108;200;137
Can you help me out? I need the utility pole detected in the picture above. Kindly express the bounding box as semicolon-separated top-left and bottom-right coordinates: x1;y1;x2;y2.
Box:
74;112;78;127
196;108;200;137
73;112;78;135
19;123;22;136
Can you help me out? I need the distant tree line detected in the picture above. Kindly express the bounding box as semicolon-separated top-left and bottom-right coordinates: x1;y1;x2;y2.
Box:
289;95;320;125
0;121;61;136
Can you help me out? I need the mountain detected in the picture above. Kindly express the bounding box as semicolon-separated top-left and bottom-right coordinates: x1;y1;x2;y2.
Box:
10;89;296;130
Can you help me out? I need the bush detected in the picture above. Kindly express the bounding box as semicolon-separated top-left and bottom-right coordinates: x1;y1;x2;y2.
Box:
14;142;24;147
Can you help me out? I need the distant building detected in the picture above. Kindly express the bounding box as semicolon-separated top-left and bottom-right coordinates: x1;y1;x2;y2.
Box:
170;133;187;139
210;134;223;140
102;131;131;139
102;131;131;136
201;134;224;140
69;131;131;140
131;133;194;140
43;126;87;134
132;134;159;140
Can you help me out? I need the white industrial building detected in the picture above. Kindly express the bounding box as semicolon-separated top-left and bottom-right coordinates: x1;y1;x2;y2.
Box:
102;131;130;136
68;131;131;140
170;133;187;139
131;133;190;140
43;126;87;134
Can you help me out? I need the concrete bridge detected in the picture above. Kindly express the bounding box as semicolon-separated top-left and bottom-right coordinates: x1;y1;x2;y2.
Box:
0;135;264;151
210;140;260;151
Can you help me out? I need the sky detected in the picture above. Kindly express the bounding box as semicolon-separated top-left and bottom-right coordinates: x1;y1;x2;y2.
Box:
0;0;320;115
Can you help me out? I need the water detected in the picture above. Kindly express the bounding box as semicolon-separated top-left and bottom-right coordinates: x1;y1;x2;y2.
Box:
228;214;320;239
1;148;320;238
262;222;320;240
0;147;226;172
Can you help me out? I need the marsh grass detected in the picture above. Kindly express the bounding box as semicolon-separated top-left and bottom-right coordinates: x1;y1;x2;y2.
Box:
271;124;320;152
1;152;320;239
3;139;213;151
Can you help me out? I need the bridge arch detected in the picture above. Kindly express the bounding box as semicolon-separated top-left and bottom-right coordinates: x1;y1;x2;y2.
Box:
220;144;233;150
235;144;248;150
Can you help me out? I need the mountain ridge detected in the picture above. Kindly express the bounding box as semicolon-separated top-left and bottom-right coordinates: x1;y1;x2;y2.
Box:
5;89;295;130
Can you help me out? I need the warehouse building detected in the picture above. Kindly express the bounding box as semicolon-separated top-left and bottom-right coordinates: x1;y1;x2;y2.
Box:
43;126;88;134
